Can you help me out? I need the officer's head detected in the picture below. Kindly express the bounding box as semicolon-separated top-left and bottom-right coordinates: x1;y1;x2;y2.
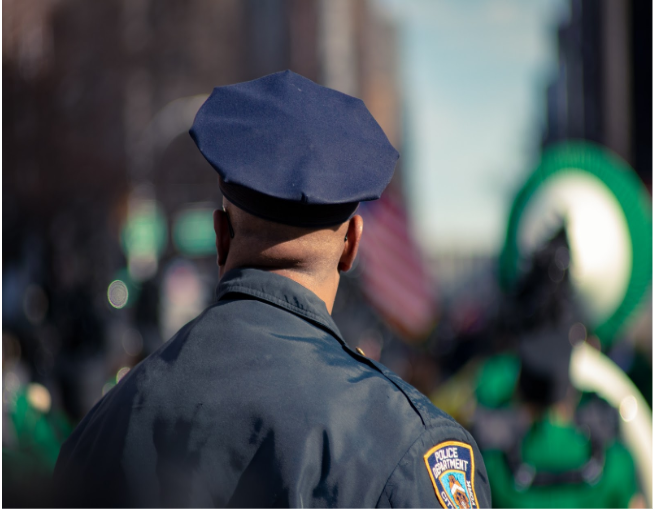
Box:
213;192;363;283
190;70;398;288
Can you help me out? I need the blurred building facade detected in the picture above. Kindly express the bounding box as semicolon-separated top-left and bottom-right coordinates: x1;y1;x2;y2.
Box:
3;0;402;424
544;0;651;189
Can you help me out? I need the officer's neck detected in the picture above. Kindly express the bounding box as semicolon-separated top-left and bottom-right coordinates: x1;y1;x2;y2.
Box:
269;268;340;314
221;263;340;314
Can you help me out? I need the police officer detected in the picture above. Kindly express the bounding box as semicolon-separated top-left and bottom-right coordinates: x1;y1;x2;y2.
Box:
53;70;491;508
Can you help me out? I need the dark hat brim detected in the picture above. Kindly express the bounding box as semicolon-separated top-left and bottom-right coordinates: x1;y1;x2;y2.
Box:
219;178;359;228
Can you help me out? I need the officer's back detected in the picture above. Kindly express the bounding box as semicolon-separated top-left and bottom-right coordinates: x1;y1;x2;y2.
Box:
53;71;490;508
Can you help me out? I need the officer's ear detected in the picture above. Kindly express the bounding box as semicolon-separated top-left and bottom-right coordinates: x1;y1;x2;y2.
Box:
338;214;363;272
213;209;232;267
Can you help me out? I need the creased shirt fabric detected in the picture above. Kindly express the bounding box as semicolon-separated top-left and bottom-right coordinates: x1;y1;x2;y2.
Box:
53;268;491;508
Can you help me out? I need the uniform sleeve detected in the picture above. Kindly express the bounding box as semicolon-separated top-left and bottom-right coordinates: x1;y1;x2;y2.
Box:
376;419;491;509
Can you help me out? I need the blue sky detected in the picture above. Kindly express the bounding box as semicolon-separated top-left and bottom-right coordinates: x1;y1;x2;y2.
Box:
373;0;569;256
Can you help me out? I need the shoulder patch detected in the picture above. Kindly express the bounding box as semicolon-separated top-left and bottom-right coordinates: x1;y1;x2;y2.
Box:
424;441;479;509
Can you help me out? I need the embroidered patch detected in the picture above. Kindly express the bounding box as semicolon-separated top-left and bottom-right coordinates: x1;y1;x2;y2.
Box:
424;441;479;509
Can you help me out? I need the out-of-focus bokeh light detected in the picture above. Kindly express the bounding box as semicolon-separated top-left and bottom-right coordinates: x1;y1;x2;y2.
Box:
22;284;49;325
109;269;141;309
128;254;159;284
107;280;129;309
121;196;167;282
116;367;131;382
101;382;114;397
4;371;21;404
26;383;51;413
568;322;587;346
160;259;206;341
122;328;143;356
520;172;632;325
165;261;202;308
172;205;216;257
356;330;383;362
619;395;638;422
146;94;209;157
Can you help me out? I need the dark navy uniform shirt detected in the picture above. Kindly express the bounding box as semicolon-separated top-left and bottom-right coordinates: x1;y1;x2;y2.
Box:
54;268;491;508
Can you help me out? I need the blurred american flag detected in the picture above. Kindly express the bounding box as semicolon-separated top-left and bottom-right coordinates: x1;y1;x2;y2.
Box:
358;189;439;341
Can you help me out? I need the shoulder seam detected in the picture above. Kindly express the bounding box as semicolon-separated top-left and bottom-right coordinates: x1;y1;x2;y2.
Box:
220;285;432;427
366;360;433;426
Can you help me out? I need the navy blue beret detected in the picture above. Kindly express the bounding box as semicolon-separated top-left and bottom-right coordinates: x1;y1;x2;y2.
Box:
189;70;399;227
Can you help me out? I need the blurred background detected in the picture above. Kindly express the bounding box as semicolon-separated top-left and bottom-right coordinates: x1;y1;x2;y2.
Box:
2;0;652;507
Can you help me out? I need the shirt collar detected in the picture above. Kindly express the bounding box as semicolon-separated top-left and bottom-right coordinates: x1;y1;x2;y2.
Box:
215;267;345;343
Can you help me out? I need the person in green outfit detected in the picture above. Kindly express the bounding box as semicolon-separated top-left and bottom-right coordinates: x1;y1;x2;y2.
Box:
3;383;73;507
476;337;643;508
471;227;645;508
